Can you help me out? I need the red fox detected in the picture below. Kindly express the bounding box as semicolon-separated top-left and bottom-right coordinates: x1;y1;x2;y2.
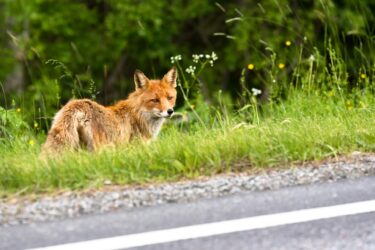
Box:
42;67;177;154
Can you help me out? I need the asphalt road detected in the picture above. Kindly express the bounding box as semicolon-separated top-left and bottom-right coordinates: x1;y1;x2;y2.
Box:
2;176;375;250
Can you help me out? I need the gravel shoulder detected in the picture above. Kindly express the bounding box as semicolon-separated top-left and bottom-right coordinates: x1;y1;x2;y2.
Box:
1;152;375;227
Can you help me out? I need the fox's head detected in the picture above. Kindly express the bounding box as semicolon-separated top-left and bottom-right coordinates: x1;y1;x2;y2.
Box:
133;67;177;118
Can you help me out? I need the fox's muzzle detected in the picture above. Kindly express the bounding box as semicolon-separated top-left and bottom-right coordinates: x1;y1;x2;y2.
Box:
167;108;174;116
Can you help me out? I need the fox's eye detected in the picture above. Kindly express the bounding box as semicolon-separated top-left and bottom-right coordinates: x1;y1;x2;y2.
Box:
167;96;173;100
150;98;160;103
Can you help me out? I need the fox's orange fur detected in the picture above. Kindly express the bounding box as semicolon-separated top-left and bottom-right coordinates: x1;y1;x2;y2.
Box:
42;67;177;154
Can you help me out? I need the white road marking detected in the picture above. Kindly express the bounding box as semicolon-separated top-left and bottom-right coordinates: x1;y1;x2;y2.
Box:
29;199;375;250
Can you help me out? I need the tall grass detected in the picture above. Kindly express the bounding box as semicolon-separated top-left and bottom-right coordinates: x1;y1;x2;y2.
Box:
0;89;374;195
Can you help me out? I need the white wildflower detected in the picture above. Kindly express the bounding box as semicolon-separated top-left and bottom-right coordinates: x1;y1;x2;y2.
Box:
185;65;196;76
170;55;182;64
192;54;200;63
251;88;262;96
211;51;218;61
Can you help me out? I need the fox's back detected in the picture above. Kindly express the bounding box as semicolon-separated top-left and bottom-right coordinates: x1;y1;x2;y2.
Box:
44;99;124;152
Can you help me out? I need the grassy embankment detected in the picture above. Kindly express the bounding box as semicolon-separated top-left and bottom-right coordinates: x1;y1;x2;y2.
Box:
1;89;374;196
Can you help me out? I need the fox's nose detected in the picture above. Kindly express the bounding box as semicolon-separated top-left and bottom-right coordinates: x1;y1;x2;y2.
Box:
167;108;174;116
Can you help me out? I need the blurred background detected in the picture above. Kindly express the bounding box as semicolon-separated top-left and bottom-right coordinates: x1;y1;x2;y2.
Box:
0;0;374;130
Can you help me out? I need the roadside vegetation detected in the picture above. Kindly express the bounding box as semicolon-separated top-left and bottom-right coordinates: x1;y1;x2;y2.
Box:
0;0;374;195
1;90;375;195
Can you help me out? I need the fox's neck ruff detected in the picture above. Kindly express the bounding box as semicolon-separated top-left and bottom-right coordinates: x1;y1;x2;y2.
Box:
139;112;165;138
112;100;165;139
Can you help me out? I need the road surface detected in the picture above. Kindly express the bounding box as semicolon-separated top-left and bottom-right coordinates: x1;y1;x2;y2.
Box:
1;176;375;250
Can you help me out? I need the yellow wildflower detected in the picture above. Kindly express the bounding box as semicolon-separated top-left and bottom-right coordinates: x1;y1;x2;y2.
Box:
327;90;335;97
285;40;292;46
247;64;255;70
360;73;366;79
29;140;35;146
16;108;21;112
34;122;38;128
278;63;285;69
346;100;353;111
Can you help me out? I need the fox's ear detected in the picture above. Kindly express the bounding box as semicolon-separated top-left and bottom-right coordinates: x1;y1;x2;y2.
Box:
134;70;149;90
163;67;177;88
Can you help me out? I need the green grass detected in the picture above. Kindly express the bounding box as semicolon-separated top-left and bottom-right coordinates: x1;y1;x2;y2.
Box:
1;90;374;196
